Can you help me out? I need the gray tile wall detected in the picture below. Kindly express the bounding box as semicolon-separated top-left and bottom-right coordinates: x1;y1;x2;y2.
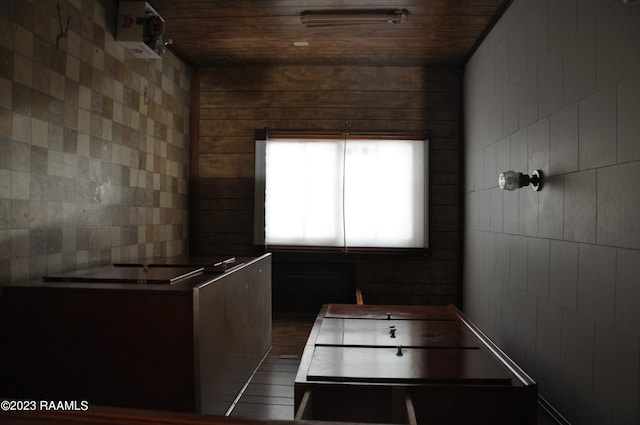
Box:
463;0;640;423
0;0;192;285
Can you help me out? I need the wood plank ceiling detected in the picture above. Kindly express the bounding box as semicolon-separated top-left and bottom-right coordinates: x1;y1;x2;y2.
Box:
148;0;511;67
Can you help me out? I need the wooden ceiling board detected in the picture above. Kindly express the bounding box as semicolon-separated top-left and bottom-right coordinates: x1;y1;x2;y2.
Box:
146;0;511;67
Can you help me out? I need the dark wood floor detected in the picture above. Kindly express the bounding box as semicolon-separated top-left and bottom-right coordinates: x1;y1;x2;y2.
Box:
229;312;316;421
229;310;559;425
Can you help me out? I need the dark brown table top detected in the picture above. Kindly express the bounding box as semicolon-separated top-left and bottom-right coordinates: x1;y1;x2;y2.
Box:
325;304;456;321
113;256;241;267
306;345;513;384
5;254;271;293
315;317;480;348
43;265;204;284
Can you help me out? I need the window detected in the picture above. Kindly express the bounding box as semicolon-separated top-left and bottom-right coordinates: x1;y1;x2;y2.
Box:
254;130;428;252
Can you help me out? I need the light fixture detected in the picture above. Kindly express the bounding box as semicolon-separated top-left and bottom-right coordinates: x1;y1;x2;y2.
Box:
301;9;410;28
498;170;542;191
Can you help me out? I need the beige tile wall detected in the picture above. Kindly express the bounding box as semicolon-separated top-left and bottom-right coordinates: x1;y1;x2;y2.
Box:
0;0;192;285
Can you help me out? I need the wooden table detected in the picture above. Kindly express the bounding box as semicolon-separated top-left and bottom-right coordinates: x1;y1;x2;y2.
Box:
295;304;537;424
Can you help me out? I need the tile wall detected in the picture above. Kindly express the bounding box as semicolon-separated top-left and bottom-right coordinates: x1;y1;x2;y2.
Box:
0;0;192;285
463;0;640;424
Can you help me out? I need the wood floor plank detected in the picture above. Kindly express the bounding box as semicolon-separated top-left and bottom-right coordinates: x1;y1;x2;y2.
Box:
231;402;294;420
258;361;300;373
237;395;294;406
250;370;297;385
229;312;315;420
242;383;293;398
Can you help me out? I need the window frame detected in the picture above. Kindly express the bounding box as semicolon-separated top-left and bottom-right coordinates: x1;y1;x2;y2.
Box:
254;129;430;256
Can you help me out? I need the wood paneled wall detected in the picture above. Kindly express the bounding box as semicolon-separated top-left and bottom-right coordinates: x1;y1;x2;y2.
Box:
193;65;461;306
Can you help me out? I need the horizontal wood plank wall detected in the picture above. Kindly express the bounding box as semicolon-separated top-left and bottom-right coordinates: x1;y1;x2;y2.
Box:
194;65;461;306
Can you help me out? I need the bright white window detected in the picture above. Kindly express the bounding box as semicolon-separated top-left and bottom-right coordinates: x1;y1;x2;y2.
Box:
254;131;428;251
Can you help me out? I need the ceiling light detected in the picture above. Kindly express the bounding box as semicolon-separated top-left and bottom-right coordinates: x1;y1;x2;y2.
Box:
293;41;310;47
301;9;409;28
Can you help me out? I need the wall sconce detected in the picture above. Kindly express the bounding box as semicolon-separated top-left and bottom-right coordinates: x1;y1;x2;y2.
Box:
498;170;542;191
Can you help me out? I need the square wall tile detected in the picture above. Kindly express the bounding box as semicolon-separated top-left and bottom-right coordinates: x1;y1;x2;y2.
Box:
490;187;503;232
536;297;562;368
11;256;29;282
563;170;596;243
529;355;576;421
579;85;616;170
527;237;549;297
501;283;519;353
563;21;596;106
489;86;503;142
518;187;539;236
0;139;10;170
538;45;563;117
0;162;10;196
12;113;31;144
510;128;528;172
496;135;510;173
596;1;640;90
560;309;594;393
525;0;548;66
593;324;639;424
549;240;579;311
617;71;640;162
488;277;504;342
496;233;511;282
549;0;577;46
473;149;484;192
479;192;491;232
483;231;496;278
578;244;615;327
518;67;538;128
11;171;30;200
503;189;519;234
510;235;528;289
573;387;613;425
516;288;537;354
528;116;549;174
503;81;519;135
577;0;615;29
506;0;526;82
538;174;564;239
0;79;12;111
550;103;579;175
0;200;9;229
597;162;640;249
484;143;497;189
615;248;640;338
466;191;478;231
13;55;33;88
494;27;509;92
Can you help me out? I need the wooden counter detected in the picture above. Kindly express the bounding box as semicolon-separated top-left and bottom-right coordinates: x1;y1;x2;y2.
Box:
295;304;537;424
0;254;272;415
